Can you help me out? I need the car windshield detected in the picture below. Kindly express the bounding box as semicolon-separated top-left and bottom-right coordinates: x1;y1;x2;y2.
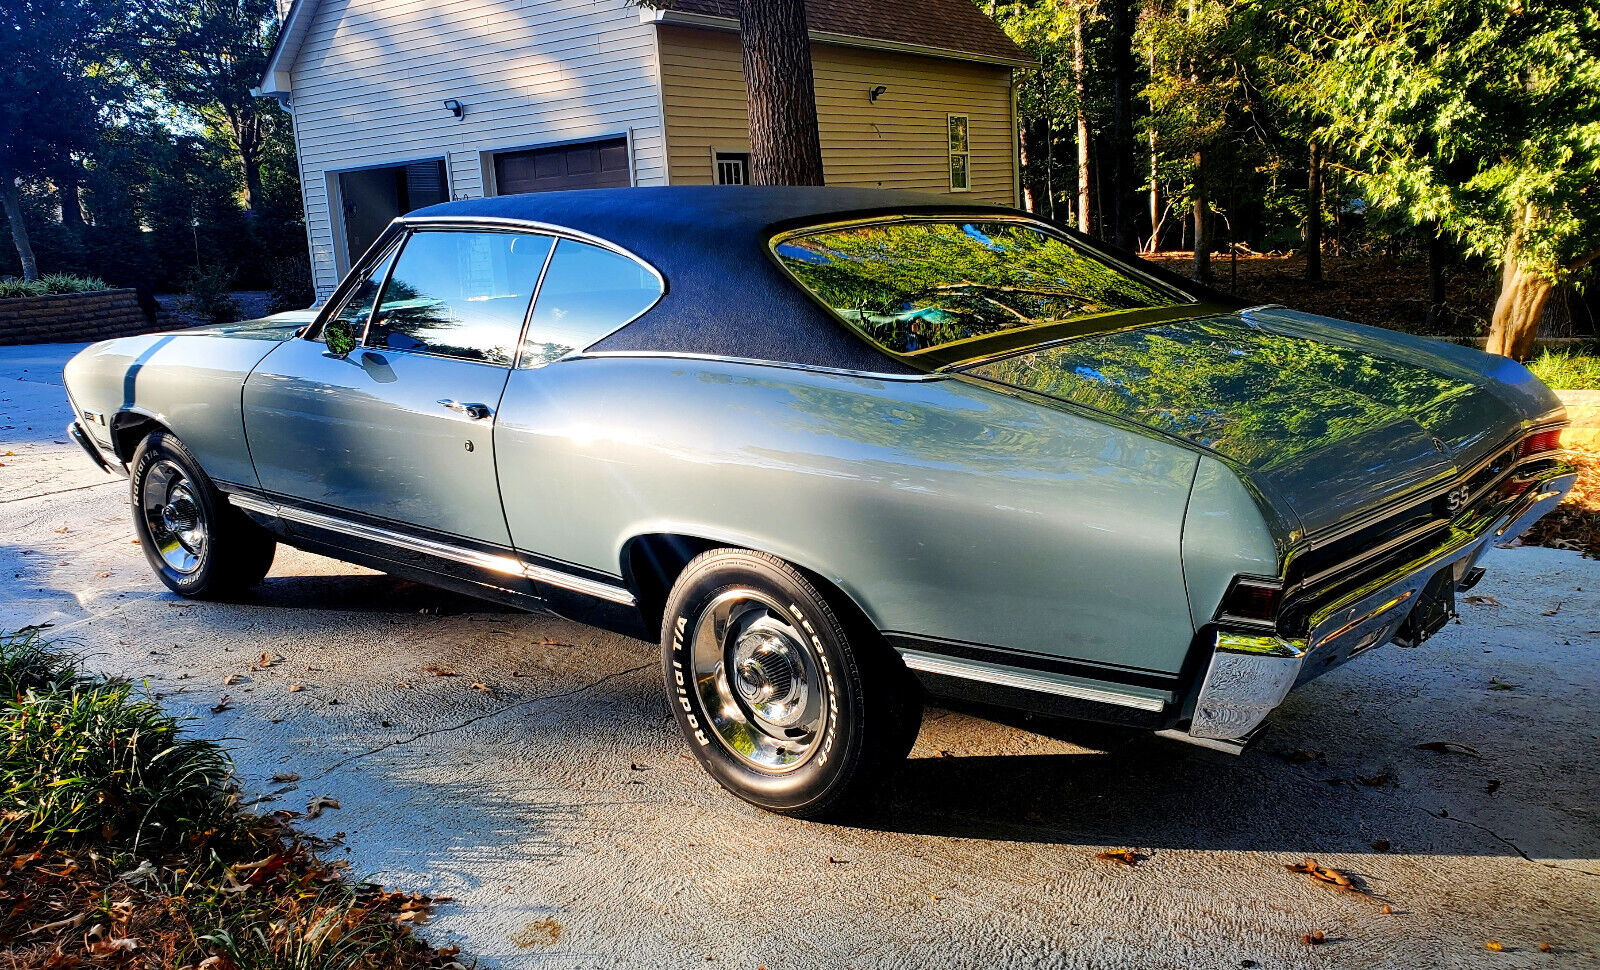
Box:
772;219;1192;358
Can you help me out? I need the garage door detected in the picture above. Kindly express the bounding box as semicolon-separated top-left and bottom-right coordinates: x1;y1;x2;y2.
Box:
493;138;631;195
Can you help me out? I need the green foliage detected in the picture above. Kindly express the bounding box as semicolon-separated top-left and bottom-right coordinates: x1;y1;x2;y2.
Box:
0;274;109;299
0;651;236;851
184;264;242;324
1281;0;1600;282
268;254;316;314
777;220;1181;354
1527;350;1600;390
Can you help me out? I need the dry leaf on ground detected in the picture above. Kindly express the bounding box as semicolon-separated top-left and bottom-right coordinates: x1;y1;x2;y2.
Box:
305;796;340;819
1414;740;1479;755
210;694;232;714
271;772;300;784
1287;858;1362;892
1096;849;1148;866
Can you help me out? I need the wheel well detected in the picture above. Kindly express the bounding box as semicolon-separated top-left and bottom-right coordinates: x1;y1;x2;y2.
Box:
110;412;165;464
621;533;880;644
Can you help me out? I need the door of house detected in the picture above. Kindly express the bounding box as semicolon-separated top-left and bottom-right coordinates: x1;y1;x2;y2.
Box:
493;138;631;195
337;160;448;268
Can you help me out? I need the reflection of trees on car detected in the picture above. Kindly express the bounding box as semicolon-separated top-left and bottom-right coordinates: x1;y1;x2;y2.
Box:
975;319;1476;469
776;221;1183;354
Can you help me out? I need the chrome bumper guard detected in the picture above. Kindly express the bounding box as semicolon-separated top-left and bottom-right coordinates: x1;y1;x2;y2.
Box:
1184;462;1576;743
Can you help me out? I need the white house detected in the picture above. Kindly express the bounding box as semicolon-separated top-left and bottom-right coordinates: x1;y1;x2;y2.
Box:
256;0;1032;300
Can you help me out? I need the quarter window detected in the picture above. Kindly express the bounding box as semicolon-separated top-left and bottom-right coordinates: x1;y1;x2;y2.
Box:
367;230;554;366
518;239;662;368
948;115;970;192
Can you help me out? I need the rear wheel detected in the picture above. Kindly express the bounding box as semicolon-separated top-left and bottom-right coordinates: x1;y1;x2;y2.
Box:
130;432;275;598
661;548;921;818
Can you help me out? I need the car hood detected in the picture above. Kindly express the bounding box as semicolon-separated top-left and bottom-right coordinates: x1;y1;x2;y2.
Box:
180;310;317;341
965;307;1565;537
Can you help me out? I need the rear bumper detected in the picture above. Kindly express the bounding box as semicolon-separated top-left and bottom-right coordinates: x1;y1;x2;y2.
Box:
69;420;124;476
1182;460;1576;742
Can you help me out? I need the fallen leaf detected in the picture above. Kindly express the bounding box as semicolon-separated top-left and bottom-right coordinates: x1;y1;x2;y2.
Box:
1489;678;1520;691
1486;779;1501;795
1096;849;1147;866
211;694;233;714
1302;930;1326;945
422;665;458;677
1540;943;1553;953
1283;749;1323;764
1463;594;1502;606
1542;603;1562;616
1357;771;1394;787
1486;941;1504;952
827;856;848;864
1287;858;1362;892
224;673;244;686
1414;740;1479;756
271;772;300;784
1381;904;1393;915
470;681;489;691
305;796;340;819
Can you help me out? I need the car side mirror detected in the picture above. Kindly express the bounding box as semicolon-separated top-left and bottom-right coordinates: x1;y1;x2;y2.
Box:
322;319;357;359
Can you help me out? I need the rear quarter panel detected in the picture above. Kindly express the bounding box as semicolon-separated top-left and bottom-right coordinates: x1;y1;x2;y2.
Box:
496;356;1204;675
63;333;282;487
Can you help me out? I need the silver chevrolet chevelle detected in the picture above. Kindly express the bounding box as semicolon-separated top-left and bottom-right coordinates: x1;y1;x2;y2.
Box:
64;187;1573;817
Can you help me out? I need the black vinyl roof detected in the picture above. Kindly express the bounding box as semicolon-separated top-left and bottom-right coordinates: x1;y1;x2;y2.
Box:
403;187;1239;373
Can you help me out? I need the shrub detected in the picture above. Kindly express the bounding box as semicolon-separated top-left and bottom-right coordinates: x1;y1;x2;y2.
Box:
0;627;83;698
1528;350;1600;391
184;265;241;324
268;254;316;314
0;274;109;299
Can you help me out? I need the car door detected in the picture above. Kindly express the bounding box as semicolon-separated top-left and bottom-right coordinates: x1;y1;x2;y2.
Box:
244;228;554;548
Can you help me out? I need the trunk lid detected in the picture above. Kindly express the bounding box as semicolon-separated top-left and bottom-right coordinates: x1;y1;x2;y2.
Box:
964;307;1560;537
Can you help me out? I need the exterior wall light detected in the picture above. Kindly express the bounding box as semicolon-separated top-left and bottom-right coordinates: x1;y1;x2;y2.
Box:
868;85;888;103
443;99;465;119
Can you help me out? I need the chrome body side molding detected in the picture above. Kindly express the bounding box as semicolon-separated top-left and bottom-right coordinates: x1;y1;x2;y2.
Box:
898;648;1167;712
227;491;636;606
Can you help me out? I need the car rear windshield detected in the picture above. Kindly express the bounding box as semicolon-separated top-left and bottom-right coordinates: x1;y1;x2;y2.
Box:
772;218;1192;359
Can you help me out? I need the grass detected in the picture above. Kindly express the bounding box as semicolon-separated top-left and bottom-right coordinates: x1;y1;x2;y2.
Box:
1527;350;1600;390
0;274;110;299
0;631;462;970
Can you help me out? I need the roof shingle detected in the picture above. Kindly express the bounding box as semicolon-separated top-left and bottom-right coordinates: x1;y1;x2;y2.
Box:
666;0;1029;66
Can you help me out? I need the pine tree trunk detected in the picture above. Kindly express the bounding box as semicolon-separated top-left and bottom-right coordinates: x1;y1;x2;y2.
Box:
1485;258;1552;361
1305;141;1323;283
739;0;825;186
1105;0;1137;249
1074;10;1091;235
1192;150;1210;283
0;171;38;282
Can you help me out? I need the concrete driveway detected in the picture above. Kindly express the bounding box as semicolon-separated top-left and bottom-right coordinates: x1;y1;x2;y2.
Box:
3;343;1598;969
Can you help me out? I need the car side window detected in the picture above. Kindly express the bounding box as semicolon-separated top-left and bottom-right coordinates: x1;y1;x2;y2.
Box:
316;243;399;343
518;239;662;368
366;230;554;366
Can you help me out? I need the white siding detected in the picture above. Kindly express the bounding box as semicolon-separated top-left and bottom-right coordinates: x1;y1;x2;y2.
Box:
288;0;667;299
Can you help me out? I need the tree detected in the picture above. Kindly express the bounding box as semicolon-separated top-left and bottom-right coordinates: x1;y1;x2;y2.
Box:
1103;0;1140;250
139;0;281;210
738;0;826;185
0;0;126;280
1286;0;1600;359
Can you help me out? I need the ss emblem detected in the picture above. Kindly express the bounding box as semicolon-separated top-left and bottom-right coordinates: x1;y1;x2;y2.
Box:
1444;485;1471;514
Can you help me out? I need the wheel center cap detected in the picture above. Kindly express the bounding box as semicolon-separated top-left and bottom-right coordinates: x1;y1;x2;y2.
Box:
733;634;797;707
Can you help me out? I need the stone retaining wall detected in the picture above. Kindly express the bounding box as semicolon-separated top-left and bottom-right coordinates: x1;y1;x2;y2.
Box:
1557;389;1600;449
0;289;166;346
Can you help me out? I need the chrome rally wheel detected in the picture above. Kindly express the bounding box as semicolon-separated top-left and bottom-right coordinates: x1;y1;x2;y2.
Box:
662;548;923;819
690;589;830;772
129;431;276;598
140;459;208;574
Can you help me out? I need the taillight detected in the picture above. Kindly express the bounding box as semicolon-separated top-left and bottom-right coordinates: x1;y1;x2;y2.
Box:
1518;428;1563;458
1219;578;1283;624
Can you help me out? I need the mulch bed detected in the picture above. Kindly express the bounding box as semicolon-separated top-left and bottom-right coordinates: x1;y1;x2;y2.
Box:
1523;448;1600;558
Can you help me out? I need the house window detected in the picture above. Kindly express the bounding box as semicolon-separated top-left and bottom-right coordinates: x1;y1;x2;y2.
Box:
715;152;751;186
948;114;970;192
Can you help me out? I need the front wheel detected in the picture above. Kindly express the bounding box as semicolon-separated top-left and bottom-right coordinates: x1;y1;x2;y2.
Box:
130;431;276;598
661;548;921;818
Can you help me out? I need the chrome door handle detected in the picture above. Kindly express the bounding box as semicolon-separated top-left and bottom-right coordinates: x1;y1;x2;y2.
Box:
438;399;493;420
